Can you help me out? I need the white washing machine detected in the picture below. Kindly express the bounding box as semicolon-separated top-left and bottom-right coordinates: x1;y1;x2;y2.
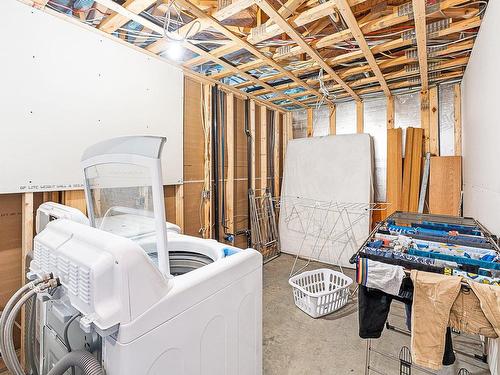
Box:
27;136;262;375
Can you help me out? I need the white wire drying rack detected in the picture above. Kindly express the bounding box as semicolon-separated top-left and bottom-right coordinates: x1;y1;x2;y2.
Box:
276;196;389;277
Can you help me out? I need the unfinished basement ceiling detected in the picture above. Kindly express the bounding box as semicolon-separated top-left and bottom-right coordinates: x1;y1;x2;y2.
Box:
23;0;487;111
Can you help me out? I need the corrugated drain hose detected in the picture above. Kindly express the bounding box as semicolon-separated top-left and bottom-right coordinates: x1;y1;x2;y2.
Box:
26;294;39;375
47;351;103;375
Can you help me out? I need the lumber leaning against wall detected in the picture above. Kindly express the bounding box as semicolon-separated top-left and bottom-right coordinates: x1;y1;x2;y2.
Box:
292;88;462;221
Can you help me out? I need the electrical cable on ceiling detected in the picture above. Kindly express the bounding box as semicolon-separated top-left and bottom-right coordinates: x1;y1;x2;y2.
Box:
427;34;477;48
450;1;488;17
162;0;201;42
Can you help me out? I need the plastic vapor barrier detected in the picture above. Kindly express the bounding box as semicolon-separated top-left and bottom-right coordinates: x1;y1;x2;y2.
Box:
313;106;330;137
439;84;455;156
395;92;421;155
292;109;307;139
335;101;356;134
364;98;387;202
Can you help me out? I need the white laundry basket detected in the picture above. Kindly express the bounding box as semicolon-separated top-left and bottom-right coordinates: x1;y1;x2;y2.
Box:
289;268;353;318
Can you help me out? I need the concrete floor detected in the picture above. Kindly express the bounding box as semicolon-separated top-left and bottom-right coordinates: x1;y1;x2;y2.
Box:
263;254;491;375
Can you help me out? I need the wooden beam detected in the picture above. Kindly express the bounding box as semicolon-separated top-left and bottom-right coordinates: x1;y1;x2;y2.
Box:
268;0;470;66
329;105;336;135
429;86;439;156
184;44;241;67
226;93;235;240
273;110;280;197
175;0;326;105
331;70;465;101
387;96;394;129
202;83;212;238
208;0;341;76
283;112;292;161
98;0;156;34
307;108;313;137
386;128;403;217
260;106;268;191
409;128;424;212
21;192;34;365
255;0;360;101
356;101;364;133
420;90;430;154
93;0;294;110
259;26;476;92
250;100;256;191
412;0;429;91
255;51;471;99
32;0;49;8
148;0;256;54
401;127;414;212
62;190;87;214
453;84;462;156
175;184;184;233
334;0;390;97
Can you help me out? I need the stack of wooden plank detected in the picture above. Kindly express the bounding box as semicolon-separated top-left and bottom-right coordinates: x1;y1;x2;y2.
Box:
385;127;424;216
385;126;463;217
402;127;424;212
385;128;402;217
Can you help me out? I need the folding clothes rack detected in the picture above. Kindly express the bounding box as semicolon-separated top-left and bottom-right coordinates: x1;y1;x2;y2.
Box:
277;195;388;276
248;189;281;262
365;337;480;375
350;212;500;375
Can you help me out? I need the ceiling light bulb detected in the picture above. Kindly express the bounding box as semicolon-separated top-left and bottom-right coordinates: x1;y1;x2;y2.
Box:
167;41;184;61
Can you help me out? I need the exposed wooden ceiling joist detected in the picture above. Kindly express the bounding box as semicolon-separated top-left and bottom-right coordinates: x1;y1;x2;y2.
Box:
412;0;429;91
254;0;360;101
147;0;256;54
249;16;480;91
98;0;156;33
174;0;330;104
334;0;390;97
93;0;308;108
22;0;486;110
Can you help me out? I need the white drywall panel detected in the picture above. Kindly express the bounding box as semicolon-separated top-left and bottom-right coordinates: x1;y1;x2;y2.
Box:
462;3;500;371
462;0;500;238
279;134;374;268
0;1;183;193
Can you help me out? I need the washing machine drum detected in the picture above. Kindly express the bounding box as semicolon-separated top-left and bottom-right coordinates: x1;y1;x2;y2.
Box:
168;251;214;276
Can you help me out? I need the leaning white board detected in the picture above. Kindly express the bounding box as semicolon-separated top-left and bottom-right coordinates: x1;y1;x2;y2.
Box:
0;1;183;193
279;134;374;269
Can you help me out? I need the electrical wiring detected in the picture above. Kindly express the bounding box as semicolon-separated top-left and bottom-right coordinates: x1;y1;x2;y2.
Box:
427;34;477;48
47;0;110;16
115;27;162;37
380;51;397;59
365;29;412;38
273;0;300;19
450;1;488;18
162;0;201;42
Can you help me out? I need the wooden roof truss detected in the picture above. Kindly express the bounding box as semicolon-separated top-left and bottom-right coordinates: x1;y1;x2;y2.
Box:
28;0;487;110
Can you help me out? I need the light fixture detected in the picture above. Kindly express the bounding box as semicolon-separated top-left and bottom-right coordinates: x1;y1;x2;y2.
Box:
166;40;184;61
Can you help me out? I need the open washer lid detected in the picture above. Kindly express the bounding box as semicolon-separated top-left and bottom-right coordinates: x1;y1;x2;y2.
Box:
81;136;172;277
